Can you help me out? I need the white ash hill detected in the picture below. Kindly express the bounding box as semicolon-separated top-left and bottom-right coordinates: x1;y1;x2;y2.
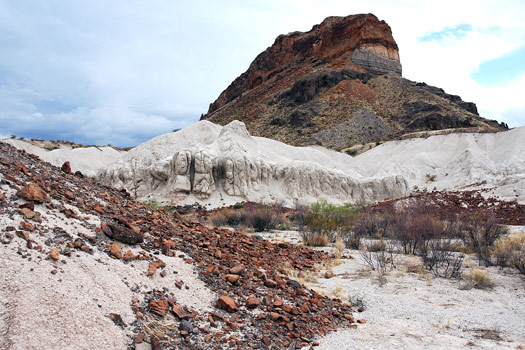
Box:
2;139;123;178
351;126;525;204
96;120;409;208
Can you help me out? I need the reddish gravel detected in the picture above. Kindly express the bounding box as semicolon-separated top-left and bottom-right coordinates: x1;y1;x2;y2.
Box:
0;141;356;349
371;190;525;225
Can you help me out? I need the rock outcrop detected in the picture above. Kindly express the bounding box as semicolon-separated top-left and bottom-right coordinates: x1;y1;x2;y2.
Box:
96;120;409;207
202;14;506;150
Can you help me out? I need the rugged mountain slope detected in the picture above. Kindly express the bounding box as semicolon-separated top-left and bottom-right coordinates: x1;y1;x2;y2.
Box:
202;13;506;150
0;141;357;349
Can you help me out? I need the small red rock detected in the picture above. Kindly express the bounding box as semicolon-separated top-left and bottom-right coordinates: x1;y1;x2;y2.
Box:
149;299;169;317
17;183;48;203
109;243;122;259
262;336;271;346
216;295;238;313
246;295;261;309
264;279;277;288
172;304;189;320
61;161;72;174
229;264;245;275
225;274;240;283
49;248;60;261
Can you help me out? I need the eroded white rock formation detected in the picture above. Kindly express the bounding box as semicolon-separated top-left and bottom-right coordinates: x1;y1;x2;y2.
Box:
96;120;409;207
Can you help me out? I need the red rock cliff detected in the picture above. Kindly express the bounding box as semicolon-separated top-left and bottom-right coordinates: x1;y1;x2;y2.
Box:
207;14;401;114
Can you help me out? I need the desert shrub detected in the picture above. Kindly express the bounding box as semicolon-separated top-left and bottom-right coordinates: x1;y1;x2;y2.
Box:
360;239;396;272
492;233;525;275
143;199;162;210
399;256;424;273
209;205;284;231
245;206;282;232
299;201;357;247
392;210;444;255
366;239;387;252
461;215;507;266
209;208;246;227
421;238;464;278
301;231;330;247
464;268;495;289
351;209;392;239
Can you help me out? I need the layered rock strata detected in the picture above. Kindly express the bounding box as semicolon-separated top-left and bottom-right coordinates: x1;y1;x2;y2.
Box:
202;14;506;150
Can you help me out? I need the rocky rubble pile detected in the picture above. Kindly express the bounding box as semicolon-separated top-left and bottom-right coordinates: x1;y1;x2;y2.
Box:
0;141;359;349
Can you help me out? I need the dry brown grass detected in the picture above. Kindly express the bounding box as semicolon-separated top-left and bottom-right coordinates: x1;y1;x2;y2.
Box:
492;233;525;275
464;268;495;290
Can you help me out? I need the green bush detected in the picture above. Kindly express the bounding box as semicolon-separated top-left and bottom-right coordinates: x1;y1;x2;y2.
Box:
297;201;357;247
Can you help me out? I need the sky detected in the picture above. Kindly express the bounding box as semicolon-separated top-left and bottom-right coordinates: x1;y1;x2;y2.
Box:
0;0;524;147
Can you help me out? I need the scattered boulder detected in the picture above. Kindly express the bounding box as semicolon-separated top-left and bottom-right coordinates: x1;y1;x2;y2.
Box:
17;183;48;203
109;243;122;259
49;248;60;261
102;222;143;244
216;295;238;313
61;161;72;174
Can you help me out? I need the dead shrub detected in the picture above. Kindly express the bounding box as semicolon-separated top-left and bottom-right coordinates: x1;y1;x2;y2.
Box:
360;239;396;273
421;238;464;278
392;210;444;255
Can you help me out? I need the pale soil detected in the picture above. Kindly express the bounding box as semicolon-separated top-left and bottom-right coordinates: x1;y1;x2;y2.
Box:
253;228;525;350
0;180;216;350
2;139;123;177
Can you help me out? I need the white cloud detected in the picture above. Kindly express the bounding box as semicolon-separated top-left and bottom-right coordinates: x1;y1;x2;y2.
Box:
0;0;524;147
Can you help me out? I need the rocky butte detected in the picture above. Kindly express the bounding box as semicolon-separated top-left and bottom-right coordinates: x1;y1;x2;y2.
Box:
202;13;506;150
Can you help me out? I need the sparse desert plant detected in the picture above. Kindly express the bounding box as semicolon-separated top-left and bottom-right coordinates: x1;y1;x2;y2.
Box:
298;201;357;247
209;208;246;227
245;205;282;232
143;199;162;210
461;215;507;266
464;268;495;289
399;256;424;274
421;238;464;278
492;233;525;275
301;231;330;247
360;239;396;273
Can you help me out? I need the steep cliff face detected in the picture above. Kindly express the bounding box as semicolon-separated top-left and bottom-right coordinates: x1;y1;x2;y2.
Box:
208;14;401;114
202;14;506;150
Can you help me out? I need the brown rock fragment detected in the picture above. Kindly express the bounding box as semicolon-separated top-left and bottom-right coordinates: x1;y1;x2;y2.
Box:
225;274;240;283
50;248;60;261
109;243;122;259
229;264;245;275
264;279;277;288
123;251;138;261
61;161;72;174
172;304;189;320
18;183;48;203
19;221;35;231
216;295;238;313
246;295;261;309
149;299;169;317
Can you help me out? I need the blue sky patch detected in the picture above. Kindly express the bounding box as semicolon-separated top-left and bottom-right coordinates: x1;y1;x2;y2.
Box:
419;24;473;42
472;45;525;86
